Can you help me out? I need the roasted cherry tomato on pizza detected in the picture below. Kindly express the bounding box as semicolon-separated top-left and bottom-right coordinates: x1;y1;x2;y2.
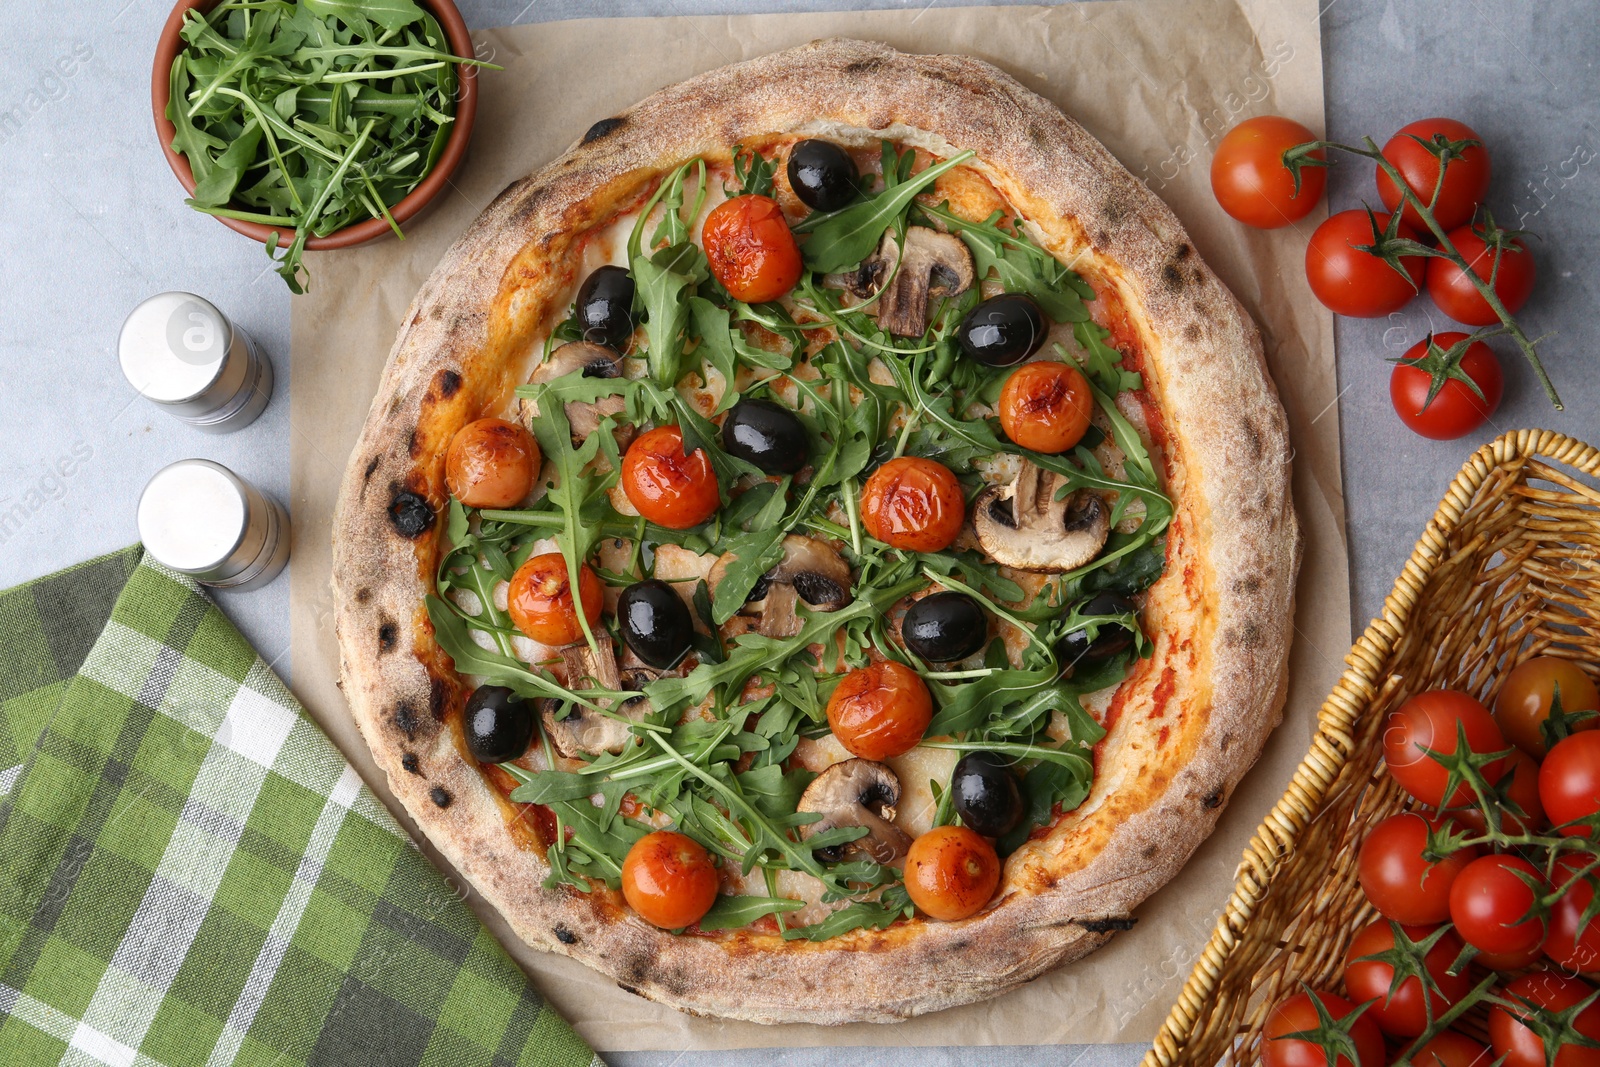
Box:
998;361;1095;453
621;831;721;930
445;417;541;509
1541;730;1600;837
1305;209;1426;318
1342;919;1471;1038
1381;689;1509;809
904;825;1001;921
1495;656;1600;759
1357;812;1478;926
701;194;803;303
1427;224;1536;326
621;425;721;530
1488;972;1600;1067
1261;991;1385;1067
826;661;933;761
507;552;604;646
1375;118;1491;233
1210;115;1326;228
859;456;966;552
1388;333;1503;441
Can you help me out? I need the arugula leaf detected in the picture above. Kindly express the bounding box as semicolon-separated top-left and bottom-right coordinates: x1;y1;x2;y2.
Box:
781;884;915;941
727;145;778;198
801;149;976;272
634;242;707;386
920;202;1093;323
698;894;805;931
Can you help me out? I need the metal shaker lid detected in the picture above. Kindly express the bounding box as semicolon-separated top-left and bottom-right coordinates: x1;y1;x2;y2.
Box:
119;292;235;405
137;460;289;589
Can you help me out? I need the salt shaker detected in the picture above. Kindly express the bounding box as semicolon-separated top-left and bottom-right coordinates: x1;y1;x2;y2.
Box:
118;292;273;432
137;460;290;590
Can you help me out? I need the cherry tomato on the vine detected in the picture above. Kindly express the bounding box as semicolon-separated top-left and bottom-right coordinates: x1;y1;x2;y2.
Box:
1343;919;1471;1038
620;425;720;530
446;417;541;509
1306;209;1427;318
1489;972;1600;1067
1495;657;1600;760
1541;730;1600;837
507;552;604;646
1388;333;1503;441
1449;853;1547;958
1409;1031;1492;1067
998;361;1094;453
825;661;934;760
1375;118;1492;233
1427;224;1536;327
1450;750;1545;836
701;194;802;304
1261;991;1385;1067
859;456;966;552
1382;690;1509;808
1546;854;1600;974
1357;812;1478;925
904;825;1001;921
621;830;720;929
1210;116;1326;229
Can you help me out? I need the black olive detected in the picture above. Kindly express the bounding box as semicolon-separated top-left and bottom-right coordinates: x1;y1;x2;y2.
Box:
956;294;1048;367
786;139;860;212
464;685;535;764
575;265;635;350
951;752;1024;838
902;592;988;663
618;579;694;669
720;398;808;475
1056;592;1138;673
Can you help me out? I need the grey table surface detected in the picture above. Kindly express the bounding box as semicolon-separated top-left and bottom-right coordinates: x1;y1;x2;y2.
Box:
1;1;1596;1063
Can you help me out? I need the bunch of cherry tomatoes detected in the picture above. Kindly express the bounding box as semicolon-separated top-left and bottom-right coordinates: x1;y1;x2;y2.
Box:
1262;657;1600;1067
1211;115;1536;442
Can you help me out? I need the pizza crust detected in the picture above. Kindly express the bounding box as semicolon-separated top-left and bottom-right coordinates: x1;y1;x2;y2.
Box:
331;38;1298;1023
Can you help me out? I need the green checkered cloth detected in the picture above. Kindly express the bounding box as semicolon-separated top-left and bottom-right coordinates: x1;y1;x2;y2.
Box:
0;548;601;1067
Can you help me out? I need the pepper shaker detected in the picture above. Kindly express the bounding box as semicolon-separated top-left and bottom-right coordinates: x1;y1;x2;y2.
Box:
118;292;273;432
137;460;289;590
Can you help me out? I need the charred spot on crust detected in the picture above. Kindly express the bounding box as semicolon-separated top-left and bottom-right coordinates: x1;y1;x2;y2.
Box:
394;701;421;738
378;620;397;652
430;786;452;808
362;454;381;490
1143;844;1159;859
1174;243;1192;260
430;676;451;721
388;488;435;539
401;753;421;775
1241;416;1265;460
408;429;423;459
617;983;644;998
1027;121;1052;150
436;369;461;399
355;587;372;604
1078;917;1137;934
1161;263;1184;291
1234;575;1262;596
843;57;885;74
553;925;578;945
1202;788;1224;809
1231;621;1264;649
1183;323;1203;343
582;116;625;144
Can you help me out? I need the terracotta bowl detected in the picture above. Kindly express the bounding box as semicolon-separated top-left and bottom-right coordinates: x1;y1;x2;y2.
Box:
151;0;478;251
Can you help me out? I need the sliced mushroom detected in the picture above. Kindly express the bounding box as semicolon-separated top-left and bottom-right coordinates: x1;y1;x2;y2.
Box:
841;227;975;338
708;535;854;639
524;341;633;448
540;639;649;757
972;460;1111;572
797;759;913;866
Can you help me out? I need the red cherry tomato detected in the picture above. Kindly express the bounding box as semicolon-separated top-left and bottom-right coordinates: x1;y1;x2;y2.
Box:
1382;690;1509;808
1427;225;1536;327
446;417;541;509
507;552;604;646
1409;1030;1492;1067
859;456;966;552
620;425;720;530
825;661;934;760
1388;333;1503;441
1489;972;1600;1067
621;830;721;929
701;194;802;304
1449;853;1547;957
1541;731;1600;837
1306;209;1427;317
1261;991;1385;1067
1375;118;1492;232
1343;919;1471;1038
904;825;1001;921
998;361;1094;453
1210;116;1327;229
1495;657;1600;760
1357;812;1479;925
1546;855;1600;974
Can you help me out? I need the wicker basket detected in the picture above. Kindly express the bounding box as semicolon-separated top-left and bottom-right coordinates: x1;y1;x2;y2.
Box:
1144;428;1600;1067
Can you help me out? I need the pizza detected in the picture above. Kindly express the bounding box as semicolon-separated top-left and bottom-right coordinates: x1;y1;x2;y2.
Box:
331;38;1298;1024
